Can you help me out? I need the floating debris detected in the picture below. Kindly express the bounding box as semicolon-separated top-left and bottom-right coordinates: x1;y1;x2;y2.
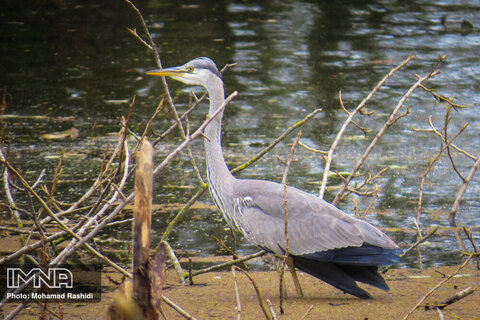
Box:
39;127;79;140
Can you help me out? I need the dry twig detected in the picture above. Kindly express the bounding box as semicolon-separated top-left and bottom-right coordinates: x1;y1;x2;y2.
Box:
279;130;302;313
449;155;480;227
191;251;266;277
402;254;474;320
231;267;242;320
424;286;474;310
233;266;273;320
319;55;415;199
333;68;440;205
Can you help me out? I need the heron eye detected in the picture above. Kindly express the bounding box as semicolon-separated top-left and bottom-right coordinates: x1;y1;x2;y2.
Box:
187;66;194;73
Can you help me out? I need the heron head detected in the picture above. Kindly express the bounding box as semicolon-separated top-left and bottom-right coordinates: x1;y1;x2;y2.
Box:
146;57;222;87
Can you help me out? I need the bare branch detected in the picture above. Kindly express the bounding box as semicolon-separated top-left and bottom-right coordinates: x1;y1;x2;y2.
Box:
402;254;474;320
162;295;198;320
320;55;415;199
233;266;273;320
231;267;242;320
333;69;441;206
449;155;480;226
279;130;303;310
191;251;266;277
153;91;238;176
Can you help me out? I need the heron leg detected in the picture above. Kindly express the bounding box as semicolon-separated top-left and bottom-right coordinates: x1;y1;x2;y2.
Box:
287;256;304;297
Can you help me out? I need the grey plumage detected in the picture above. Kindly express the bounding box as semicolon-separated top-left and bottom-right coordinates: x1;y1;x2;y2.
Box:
232;179;397;256
147;57;400;299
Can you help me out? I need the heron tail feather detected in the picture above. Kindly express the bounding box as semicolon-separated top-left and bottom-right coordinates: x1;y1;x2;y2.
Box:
292;253;391;299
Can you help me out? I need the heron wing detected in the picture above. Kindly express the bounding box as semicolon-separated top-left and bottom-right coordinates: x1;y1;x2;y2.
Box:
232;179;397;256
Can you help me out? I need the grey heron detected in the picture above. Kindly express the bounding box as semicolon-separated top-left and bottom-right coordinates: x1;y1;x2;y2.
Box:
147;57;400;299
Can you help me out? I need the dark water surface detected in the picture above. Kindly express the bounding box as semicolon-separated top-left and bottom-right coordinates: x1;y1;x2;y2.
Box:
1;0;479;268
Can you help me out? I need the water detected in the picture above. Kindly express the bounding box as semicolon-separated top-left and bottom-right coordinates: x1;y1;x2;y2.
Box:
1;0;479;268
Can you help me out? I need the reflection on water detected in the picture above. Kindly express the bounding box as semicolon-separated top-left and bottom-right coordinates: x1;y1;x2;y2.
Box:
1;0;479;268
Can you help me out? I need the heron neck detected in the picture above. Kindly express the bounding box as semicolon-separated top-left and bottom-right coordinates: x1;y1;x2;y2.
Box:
204;77;234;185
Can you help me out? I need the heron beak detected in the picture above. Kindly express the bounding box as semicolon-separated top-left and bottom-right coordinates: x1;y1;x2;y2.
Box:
145;66;185;77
